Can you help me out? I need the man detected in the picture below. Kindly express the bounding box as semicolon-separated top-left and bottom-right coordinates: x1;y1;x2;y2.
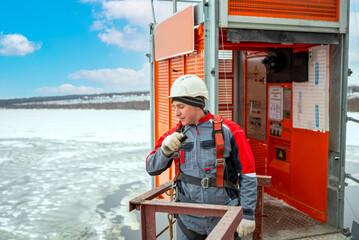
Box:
146;74;257;239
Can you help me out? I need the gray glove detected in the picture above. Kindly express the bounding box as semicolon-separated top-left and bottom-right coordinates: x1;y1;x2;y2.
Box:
161;132;182;157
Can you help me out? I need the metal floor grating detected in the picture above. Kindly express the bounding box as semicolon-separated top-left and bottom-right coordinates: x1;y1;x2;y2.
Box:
244;194;348;240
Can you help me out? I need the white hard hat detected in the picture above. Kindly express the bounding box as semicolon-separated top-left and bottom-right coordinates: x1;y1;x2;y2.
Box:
168;74;209;99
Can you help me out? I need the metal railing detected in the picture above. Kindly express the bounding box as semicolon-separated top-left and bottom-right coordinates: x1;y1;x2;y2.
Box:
347;116;359;124
129;175;271;240
346;173;359;184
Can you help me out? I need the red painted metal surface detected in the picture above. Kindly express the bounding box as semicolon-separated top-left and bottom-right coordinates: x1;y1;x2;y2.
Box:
129;180;173;212
253;175;271;240
129;175;271;240
133;201;243;239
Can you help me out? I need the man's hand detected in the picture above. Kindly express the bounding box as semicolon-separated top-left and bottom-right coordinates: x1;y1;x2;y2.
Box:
237;219;255;237
161;132;182;156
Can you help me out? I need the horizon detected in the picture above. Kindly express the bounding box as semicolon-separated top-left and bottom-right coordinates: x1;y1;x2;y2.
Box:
0;0;359;99
0;90;150;101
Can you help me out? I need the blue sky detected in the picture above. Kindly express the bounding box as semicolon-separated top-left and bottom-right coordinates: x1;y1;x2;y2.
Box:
0;0;358;99
0;0;187;98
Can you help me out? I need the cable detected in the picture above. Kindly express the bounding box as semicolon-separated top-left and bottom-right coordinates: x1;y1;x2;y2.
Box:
150;0;157;24
352;0;359;51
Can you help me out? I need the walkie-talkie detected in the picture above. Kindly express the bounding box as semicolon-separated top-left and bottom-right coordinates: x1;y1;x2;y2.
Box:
179;126;191;143
162;126;191;153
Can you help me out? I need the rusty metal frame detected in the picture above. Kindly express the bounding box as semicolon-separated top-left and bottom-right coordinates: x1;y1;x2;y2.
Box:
129;175;271;240
254;175;272;240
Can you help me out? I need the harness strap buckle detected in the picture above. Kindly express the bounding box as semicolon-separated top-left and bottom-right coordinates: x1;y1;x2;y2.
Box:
216;158;225;166
170;181;177;202
213;118;223;124
201;177;210;188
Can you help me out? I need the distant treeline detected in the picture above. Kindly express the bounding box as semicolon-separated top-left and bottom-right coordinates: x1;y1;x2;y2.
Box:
348;98;359;112
0;91;150;110
5;101;150;110
1;90;358;112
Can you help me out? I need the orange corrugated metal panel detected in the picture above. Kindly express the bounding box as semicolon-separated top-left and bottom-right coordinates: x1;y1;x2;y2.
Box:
170;56;185;128
228;0;339;22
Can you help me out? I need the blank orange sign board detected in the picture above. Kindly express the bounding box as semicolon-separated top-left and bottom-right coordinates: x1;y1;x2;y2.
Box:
155;6;194;61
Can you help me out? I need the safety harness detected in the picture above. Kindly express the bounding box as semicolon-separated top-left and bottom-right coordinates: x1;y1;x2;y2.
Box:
173;115;238;192
170;115;240;240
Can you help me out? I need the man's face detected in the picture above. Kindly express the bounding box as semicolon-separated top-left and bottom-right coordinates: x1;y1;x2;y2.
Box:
172;101;201;126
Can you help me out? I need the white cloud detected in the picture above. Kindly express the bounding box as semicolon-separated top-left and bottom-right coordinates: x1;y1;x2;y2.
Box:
102;0;153;27
82;0;193;52
68;63;150;91
35;84;104;95
79;0;102;3
97;25;148;51
102;0;192;27
0;33;41;56
91;20;107;31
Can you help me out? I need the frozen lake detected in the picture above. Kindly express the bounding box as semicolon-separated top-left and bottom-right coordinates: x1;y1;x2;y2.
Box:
0;109;358;239
0;109;152;239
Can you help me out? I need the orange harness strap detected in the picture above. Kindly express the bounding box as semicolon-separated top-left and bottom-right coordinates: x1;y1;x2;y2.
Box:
213;115;225;188
173;116;225;188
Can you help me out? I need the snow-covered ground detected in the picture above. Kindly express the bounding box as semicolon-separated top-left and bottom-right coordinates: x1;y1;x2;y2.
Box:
344;112;359;231
0;109;358;239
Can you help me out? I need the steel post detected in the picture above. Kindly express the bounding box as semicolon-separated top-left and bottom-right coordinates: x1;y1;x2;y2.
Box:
149;22;156;190
204;0;219;114
253;175;271;240
338;28;350;230
141;205;156;240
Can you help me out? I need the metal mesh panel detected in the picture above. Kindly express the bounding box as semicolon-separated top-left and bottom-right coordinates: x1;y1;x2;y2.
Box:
218;50;234;121
157;60;169;124
171;56;185;81
219;59;233;73
170;56;185;128
228;0;339;22
219;77;233;105
186;51;204;80
248;138;268;175
218;109;233;121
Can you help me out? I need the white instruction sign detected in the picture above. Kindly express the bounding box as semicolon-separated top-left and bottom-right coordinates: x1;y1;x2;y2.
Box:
292;45;329;131
269;86;283;121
